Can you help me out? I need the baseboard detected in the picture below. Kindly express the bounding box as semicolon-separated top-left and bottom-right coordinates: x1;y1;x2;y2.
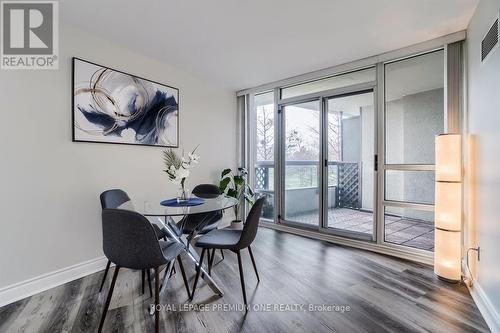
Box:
0;256;109;308
468;282;500;333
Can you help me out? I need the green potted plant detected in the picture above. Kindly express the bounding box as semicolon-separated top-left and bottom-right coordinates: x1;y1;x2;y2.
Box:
219;167;255;228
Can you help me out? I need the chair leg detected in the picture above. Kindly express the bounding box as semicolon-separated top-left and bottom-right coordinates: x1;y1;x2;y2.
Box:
220;249;224;260
99;260;111;293
160;260;178;296
236;251;248;310
154;267;160;333
169;266;177;278
208;248;216;275
207;249;212;266
141;270;145;294
162;262;172;282
147;269;153;297
200;249;209;280
98;266;120;333
190;248;206;300
248;246;260;282
177;255;190;298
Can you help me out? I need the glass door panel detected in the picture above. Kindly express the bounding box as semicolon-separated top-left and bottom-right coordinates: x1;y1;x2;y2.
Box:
253;92;276;221
385;170;435;204
382;50;444;252
325;92;375;237
282;100;321;228
384;207;434;251
384;51;444;165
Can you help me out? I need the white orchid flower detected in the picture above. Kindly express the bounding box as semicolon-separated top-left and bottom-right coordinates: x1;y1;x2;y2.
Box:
181;160;191;169
188;152;200;164
163;146;200;185
177;168;190;179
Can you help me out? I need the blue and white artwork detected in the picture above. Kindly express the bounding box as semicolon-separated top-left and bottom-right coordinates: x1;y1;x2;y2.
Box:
72;58;179;147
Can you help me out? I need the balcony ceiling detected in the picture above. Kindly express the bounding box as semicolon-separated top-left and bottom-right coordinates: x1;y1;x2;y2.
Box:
61;0;478;91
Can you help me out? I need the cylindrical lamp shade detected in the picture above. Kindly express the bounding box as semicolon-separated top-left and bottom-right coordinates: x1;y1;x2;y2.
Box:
435;182;462;231
434;229;461;281
436;134;462;182
435;134;462;282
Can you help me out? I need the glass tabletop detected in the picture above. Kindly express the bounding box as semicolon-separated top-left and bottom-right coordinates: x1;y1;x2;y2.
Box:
121;195;239;217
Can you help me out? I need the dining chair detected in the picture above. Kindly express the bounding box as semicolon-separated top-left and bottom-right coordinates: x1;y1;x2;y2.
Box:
178;184;222;233
176;184;225;262
191;196;266;309
99;189;169;296
98;208;188;333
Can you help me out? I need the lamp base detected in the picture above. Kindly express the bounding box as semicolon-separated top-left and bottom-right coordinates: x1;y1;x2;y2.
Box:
436;275;461;284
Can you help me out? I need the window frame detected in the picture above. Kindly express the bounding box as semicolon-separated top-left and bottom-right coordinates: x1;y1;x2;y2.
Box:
239;33;464;264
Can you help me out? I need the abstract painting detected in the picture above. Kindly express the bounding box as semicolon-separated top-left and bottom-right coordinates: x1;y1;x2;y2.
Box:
72;58;179;147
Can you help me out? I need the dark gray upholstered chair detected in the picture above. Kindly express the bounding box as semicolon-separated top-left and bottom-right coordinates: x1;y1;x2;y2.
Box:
176;184;225;262
191;197;266;308
178;184;223;234
99;189;170;295
98;208;188;333
100;189;169;239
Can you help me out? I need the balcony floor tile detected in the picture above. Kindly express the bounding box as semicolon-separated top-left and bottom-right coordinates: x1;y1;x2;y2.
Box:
287;208;434;251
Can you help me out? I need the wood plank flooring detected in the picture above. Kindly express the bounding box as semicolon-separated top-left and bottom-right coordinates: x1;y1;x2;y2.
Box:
0;228;489;333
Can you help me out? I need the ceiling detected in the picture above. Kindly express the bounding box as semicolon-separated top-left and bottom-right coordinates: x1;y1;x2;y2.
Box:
61;0;478;91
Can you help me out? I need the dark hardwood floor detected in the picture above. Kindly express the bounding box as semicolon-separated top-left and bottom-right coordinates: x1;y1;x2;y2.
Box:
0;228;489;333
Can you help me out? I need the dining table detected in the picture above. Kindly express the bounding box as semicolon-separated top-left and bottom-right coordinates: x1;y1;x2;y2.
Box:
121;195;239;298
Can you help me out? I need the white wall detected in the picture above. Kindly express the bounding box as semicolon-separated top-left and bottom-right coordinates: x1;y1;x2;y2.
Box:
0;24;237;290
467;0;500;330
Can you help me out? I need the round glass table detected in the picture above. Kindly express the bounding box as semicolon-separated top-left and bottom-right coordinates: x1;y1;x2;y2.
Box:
120;195;238;298
140;195;238;218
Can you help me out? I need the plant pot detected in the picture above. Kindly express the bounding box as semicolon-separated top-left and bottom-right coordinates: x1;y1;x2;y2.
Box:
231;219;243;230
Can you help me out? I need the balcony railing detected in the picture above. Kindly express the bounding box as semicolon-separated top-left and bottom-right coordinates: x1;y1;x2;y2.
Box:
254;160;361;217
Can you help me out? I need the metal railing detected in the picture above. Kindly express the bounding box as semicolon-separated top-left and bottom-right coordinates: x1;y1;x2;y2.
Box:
254;160;361;210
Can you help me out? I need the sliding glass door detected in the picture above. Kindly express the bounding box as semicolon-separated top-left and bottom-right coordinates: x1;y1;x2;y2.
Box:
281;100;321;228
325;91;375;239
279;90;376;241
246;48;447;257
381;50;444;252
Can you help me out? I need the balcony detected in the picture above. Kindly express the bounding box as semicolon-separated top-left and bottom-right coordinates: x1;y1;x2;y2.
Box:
255;161;434;251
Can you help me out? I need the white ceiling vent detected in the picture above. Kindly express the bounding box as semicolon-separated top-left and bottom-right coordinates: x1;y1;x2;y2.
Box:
481;14;499;63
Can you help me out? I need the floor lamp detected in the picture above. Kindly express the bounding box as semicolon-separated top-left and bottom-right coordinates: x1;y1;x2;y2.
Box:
434;134;462;282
